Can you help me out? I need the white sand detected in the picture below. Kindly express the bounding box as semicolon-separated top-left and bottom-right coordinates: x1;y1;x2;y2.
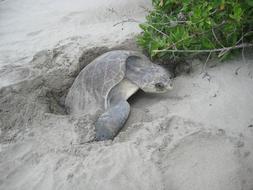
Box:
1;0;253;190
0;0;151;67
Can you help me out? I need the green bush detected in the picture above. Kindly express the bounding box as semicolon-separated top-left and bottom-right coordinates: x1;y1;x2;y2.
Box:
137;0;253;61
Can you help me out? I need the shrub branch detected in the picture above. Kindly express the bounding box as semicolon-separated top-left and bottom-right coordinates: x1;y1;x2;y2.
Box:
153;43;253;53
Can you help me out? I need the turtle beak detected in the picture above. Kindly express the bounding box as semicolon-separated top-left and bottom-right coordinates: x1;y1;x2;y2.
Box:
167;82;173;90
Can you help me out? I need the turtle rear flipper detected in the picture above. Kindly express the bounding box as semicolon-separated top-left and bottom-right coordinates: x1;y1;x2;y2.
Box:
95;100;130;141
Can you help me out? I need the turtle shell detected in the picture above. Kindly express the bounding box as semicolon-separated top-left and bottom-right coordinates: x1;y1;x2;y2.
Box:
65;50;138;116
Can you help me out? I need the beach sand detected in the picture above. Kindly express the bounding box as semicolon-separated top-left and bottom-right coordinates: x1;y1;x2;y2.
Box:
0;0;253;189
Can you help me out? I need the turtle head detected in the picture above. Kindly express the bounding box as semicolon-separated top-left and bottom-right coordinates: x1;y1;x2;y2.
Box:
139;65;173;93
126;55;173;93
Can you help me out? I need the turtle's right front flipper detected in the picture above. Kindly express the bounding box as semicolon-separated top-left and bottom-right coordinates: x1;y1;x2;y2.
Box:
95;100;130;141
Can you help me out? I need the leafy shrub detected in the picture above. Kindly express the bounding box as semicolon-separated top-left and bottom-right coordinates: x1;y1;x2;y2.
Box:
137;0;253;61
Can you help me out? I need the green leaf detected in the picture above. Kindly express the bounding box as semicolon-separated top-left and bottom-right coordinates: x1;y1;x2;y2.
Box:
137;0;253;62
201;38;215;49
246;0;253;7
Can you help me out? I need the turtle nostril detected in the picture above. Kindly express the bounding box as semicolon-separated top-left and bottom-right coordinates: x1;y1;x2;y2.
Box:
155;82;165;89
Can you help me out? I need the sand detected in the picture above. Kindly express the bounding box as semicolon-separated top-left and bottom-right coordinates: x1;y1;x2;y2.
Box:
1;0;253;190
0;0;151;67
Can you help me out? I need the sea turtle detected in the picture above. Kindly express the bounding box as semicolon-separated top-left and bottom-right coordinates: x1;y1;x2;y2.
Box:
65;50;173;141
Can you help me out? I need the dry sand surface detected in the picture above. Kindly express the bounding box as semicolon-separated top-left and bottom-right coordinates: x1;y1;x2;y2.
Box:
0;0;151;67
1;0;253;190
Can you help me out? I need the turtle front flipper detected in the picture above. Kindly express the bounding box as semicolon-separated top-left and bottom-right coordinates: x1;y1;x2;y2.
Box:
95;100;130;141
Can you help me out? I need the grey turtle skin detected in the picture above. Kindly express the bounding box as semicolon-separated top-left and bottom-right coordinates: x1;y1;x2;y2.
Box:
65;50;173;141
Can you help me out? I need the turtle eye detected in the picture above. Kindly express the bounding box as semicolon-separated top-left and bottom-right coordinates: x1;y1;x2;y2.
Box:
155;82;165;89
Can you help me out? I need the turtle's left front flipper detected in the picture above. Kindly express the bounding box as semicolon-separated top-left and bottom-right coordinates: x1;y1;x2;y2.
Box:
95;100;130;141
